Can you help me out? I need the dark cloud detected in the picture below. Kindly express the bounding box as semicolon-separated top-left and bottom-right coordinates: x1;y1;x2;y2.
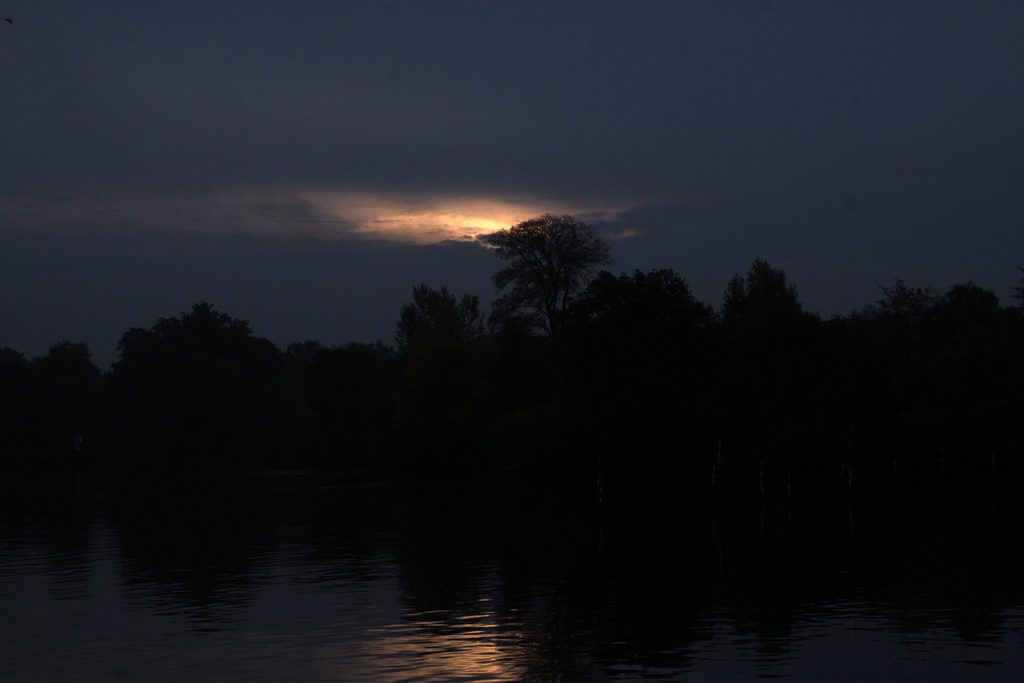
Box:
2;1;1023;357
5;2;1019;198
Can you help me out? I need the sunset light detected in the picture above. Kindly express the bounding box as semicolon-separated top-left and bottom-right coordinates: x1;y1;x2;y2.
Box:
304;192;602;244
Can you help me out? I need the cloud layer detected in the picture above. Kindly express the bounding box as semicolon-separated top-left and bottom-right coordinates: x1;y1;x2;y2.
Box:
3;1;1023;360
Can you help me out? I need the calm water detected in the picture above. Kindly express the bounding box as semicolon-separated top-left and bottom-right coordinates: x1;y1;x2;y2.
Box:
1;473;1022;681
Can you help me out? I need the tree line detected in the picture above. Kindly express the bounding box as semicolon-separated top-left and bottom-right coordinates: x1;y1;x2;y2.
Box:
2;214;1023;499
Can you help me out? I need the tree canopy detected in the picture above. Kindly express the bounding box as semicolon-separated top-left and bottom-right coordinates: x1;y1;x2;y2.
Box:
395;284;485;354
105;302;284;461
484;214;610;337
721;257;804;328
5;259;1024;500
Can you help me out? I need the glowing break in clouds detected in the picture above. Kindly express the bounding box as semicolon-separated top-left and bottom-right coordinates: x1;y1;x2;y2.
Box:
302;191;624;244
0;188;633;245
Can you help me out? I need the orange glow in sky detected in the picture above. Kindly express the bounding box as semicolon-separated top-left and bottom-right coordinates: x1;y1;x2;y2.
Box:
0;189;631;245
304;191;623;244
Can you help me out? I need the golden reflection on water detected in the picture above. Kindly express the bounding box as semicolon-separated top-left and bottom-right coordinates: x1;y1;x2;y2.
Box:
330;611;524;681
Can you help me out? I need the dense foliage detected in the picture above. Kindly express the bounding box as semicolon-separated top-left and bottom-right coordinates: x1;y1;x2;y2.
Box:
3;240;1023;500
484;214;611;337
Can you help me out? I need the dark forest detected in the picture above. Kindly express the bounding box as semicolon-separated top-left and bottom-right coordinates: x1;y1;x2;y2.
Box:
3;215;1022;504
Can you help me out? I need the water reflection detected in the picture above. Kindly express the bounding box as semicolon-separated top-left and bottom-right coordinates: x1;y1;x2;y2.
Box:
350;607;524;681
1;478;1022;680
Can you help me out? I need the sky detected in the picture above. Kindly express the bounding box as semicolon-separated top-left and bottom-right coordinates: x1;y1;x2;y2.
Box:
2;1;1022;366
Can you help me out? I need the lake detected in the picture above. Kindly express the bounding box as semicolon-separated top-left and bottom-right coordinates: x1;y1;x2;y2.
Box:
1;472;1022;680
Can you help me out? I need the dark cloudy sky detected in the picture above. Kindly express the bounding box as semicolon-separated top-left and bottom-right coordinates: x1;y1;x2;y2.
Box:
3;1;1022;366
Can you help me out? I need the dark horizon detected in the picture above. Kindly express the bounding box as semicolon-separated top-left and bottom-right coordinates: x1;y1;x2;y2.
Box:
5;232;1022;502
3;230;1022;369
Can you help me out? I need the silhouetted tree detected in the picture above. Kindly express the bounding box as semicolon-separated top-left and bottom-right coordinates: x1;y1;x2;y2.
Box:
832;279;1024;493
873;279;939;323
894;282;1022;487
5;259;1023;500
571;269;713;334
28;341;101;456
306;342;397;467
395;284;485;354
104;302;284;468
566;269;717;483
718;260;827;496
721;258;803;330
273;341;331;459
392;285;494;473
284;340;325;368
484;214;610;337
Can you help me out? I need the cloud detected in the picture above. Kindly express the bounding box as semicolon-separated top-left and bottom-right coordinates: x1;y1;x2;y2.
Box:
0;190;341;238
302;191;631;243
0;186;630;246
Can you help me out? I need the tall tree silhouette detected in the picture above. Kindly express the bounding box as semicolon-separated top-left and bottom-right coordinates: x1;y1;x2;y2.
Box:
484;214;610;337
392;285;493;473
718;259;825;496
